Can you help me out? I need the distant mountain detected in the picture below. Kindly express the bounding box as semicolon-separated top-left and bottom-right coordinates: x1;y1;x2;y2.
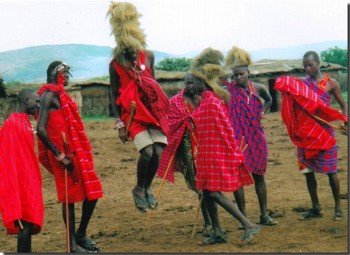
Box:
249;41;347;61
0;44;175;83
0;41;346;83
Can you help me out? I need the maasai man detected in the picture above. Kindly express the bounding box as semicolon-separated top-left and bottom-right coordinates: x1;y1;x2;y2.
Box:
36;61;103;252
224;46;277;226
107;2;169;213
275;51;347;221
158;48;260;246
156;72;213;237
0;89;43;253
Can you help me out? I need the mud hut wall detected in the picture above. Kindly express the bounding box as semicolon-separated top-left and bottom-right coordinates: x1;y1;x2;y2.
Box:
0;96;18;120
159;80;185;98
80;86;110;116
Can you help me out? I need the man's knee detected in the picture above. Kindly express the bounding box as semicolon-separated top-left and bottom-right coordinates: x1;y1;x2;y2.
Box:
153;143;165;158
203;190;221;201
327;172;338;184
252;173;265;184
140;145;153;160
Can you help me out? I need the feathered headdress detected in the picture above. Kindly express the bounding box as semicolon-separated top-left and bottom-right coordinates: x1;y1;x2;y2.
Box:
190;48;230;103
107;2;147;66
225;46;252;68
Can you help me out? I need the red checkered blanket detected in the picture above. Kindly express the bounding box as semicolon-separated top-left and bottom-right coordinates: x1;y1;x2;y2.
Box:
37;84;103;201
275;76;347;159
191;91;253;192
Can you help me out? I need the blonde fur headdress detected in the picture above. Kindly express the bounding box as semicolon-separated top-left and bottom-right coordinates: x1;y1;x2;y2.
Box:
190;48;230;103
225;46;252;68
107;2;147;66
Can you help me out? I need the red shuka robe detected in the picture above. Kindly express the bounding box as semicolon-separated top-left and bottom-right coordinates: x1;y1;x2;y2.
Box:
37;84;103;203
0;113;44;234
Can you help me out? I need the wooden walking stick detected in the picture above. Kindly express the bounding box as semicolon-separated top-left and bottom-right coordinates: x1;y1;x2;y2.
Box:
126;101;137;136
191;194;204;238
144;154;175;230
17;220;24;230
65;169;71;253
313;115;341;130
62;132;70;253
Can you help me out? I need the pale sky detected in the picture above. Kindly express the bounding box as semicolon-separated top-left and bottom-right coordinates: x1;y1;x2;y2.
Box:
0;0;348;54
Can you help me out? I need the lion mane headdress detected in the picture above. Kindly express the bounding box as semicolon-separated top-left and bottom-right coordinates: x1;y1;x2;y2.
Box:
190;48;230;103
107;2;147;66
225;46;252;69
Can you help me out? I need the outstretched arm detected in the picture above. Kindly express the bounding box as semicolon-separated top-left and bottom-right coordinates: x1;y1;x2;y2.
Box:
36;91;73;172
254;82;272;113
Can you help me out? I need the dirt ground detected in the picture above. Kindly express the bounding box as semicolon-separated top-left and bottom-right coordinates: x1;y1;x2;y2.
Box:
0;112;348;253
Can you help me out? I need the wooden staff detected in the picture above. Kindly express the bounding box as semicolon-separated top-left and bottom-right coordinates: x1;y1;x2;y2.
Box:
65;170;70;253
17;219;23;230
313;115;341;130
191;194;204;238
126;101;137;136
240;136;245;151
144;154;175;230
61;132;70;253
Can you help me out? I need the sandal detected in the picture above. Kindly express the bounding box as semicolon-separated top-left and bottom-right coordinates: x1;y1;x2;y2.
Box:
132;187;148;213
259;215;278;226
299;208;322;220
76;236;100;253
239;226;261;246
199;233;227;246
334;210;343;221
145;189;158;209
201;225;213;237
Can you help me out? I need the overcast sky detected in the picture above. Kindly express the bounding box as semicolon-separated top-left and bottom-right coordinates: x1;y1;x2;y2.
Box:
0;0;348;54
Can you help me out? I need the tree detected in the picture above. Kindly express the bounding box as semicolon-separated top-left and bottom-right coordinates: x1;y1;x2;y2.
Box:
320;46;348;67
155;57;191;71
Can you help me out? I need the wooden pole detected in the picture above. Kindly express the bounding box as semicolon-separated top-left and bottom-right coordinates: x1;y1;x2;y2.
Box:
313;115;341;130
65;170;70;253
144;154;175;230
191;194;204;238
126;101;137;136
17;219;23;230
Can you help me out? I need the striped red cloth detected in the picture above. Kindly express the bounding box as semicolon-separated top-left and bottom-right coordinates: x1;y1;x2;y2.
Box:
0;113;44;234
191;91;253;192
275;76;347;161
37;84;103;202
111;51;169;138
228;81;268;175
157;90;195;183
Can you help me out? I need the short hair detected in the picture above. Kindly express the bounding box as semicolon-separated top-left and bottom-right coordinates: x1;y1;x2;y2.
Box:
17;89;35;103
303;51;320;63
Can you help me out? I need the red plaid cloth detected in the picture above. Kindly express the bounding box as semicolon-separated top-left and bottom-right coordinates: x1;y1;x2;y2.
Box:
37;84;103;202
275;76;347;159
157;90;194;183
191;91;253;192
0;113;44;234
112;51;169;138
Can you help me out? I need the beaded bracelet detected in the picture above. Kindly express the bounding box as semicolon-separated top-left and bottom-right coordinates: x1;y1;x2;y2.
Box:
55;153;65;162
115;119;126;130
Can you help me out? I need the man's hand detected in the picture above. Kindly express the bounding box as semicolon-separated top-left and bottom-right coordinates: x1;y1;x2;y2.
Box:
118;126;129;143
60;157;73;172
340;122;348;136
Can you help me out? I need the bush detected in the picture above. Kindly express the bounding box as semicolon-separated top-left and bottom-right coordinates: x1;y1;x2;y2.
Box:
321;47;348;67
155;57;191;71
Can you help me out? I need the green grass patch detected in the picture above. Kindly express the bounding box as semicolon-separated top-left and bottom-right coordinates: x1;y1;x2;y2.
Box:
82;115;113;122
